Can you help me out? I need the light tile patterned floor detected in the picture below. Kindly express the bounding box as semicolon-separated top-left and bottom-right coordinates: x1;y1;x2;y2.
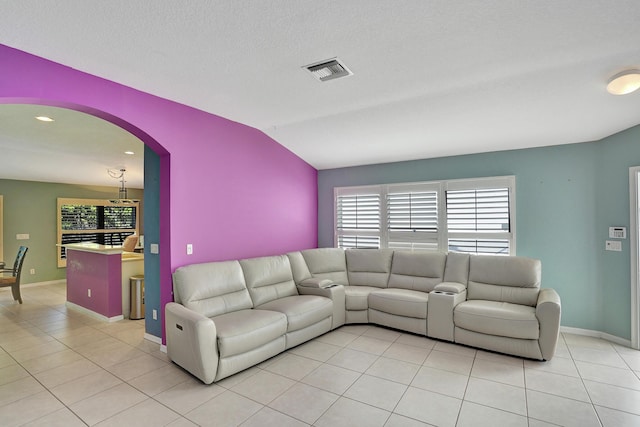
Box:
2;282;640;426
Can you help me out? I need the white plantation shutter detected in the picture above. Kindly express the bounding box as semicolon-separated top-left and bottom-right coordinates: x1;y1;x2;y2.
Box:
335;187;382;248
334;176;515;255
445;178;514;255
446;188;510;233
387;187;439;250
337;193;380;230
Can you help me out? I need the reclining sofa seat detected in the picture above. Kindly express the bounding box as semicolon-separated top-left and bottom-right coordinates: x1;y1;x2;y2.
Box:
344;249;394;323
368;251;447;335
239;254;333;349
453;255;560;360
167;260;287;384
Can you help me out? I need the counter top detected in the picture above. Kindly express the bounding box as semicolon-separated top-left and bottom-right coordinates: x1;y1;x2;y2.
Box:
61;242;125;255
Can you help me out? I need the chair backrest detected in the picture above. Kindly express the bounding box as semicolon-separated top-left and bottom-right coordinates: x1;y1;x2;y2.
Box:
122;235;139;252
12;246;28;280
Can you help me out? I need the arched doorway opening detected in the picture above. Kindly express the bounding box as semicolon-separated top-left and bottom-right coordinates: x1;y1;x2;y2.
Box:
0;99;169;341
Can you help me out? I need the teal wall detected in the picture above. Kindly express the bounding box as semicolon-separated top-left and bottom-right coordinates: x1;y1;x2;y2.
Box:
318;124;640;340
0;179;143;285
143;145;161;337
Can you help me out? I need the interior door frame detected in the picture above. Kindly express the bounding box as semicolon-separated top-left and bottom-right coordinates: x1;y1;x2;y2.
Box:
629;166;640;349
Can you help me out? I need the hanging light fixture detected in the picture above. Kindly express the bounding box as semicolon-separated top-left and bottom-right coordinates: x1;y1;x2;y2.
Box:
107;168;138;203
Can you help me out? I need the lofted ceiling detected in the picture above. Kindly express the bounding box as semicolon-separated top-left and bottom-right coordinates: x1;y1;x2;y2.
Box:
1;1;640;188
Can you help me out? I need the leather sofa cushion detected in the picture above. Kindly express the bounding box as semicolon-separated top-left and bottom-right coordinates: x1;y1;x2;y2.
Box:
369;288;428;319
173;260;253;318
344;286;379;310
212;309;287;358
388;251;446;292
258;295;333;332
240;255;298;307
346;249;393;287
302;248;348;284
468;255;541;306
454;300;539;339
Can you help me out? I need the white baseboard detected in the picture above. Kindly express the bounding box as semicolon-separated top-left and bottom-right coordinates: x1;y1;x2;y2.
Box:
560;326;632;348
160;344;167;354
144;333;162;344
65;301;124;322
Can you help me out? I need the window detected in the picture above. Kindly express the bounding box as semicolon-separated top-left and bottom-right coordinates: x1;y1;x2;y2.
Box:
335;190;381;249
334;176;515;255
387;183;440;250
57;198;140;267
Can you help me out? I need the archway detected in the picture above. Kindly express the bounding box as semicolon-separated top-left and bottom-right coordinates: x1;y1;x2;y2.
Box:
0;99;170;341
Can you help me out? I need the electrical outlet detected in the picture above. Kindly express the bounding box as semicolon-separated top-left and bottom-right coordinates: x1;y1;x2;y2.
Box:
152;309;158;320
88;289;91;297
29;268;35;275
16;233;29;240
186;244;193;255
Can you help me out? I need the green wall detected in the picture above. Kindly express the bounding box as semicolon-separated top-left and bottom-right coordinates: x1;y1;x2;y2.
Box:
0;179;143;284
318;124;640;340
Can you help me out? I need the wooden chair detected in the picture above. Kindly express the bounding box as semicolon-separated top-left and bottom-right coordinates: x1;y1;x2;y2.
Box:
122;235;139;252
0;246;28;304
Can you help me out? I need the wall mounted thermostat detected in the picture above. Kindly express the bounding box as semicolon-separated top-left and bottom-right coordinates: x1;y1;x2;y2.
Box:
609;227;627;239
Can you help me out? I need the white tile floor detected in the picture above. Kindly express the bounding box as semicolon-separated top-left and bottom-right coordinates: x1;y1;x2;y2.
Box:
2;283;640;426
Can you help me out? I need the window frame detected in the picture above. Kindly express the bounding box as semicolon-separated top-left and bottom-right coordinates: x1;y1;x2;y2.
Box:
57;198;140;267
333;175;516;255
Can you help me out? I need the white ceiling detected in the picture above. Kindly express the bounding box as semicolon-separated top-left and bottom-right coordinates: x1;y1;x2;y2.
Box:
1;0;640;187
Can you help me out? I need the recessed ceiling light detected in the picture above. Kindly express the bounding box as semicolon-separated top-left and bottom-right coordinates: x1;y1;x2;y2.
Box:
304;58;352;82
124;151;135;155
607;69;640;95
35;116;54;122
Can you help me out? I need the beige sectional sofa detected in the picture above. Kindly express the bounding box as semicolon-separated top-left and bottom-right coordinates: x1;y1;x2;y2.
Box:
166;248;561;384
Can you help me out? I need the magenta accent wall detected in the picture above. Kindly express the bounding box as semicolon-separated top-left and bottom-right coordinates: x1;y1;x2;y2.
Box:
66;250;122;319
0;44;318;339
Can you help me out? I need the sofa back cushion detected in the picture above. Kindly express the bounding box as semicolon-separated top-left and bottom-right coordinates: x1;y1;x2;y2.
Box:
467;255;541;306
346;249;393;287
443;252;470;285
388;251;447;292
286;251;313;284
301;248;348;284
172;260;253;318
239;255;298;307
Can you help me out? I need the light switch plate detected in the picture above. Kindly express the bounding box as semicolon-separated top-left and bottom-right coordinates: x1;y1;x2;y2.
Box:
150;243;159;254
16;233;29;240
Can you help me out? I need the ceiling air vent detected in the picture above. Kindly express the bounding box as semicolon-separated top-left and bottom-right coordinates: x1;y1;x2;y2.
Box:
305;58;352;82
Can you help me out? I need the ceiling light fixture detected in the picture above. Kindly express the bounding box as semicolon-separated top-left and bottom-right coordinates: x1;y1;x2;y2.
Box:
607;69;640;95
35;116;54;122
304;58;352;82
124;151;135;155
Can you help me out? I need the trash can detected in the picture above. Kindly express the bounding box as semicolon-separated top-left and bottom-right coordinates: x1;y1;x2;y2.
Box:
129;275;145;320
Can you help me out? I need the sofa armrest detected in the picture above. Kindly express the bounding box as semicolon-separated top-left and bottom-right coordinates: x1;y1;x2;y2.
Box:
297;284;346;329
434;282;466;294
535;288;562;360
165;302;219;384
299;277;335;288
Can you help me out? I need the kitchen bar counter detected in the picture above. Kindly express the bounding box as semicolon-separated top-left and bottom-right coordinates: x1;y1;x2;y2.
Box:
63;243;144;321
